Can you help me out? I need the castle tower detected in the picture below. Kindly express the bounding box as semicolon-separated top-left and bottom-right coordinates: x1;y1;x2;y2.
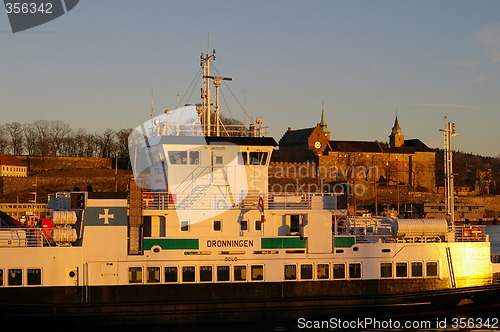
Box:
389;115;404;148
318;102;330;140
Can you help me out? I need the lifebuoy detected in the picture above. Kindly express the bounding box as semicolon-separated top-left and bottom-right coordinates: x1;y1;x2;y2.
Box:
258;197;264;210
462;227;472;237
142;193;154;207
472;226;482;237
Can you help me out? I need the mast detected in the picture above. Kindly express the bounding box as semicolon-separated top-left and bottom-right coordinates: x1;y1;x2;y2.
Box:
200;49;216;136
441;119;457;229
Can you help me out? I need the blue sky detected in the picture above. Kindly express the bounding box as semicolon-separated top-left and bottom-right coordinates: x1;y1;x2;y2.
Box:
1;0;500;156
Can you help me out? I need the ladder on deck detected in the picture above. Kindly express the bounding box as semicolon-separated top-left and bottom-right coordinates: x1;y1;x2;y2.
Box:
445;247;457;289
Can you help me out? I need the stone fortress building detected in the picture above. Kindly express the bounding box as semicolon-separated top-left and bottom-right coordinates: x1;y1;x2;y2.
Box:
276;109;436;192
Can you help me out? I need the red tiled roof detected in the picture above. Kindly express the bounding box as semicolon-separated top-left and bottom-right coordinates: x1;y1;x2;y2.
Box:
0;154;25;166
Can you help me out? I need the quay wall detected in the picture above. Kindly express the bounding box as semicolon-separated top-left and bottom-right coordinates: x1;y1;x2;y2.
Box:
16;156;112;172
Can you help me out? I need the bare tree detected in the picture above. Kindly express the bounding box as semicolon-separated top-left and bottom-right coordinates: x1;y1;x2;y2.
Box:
48;120;71;156
0;126;9;154
96;129;116;158
5;122;24;155
116;128;133;159
23;123;37;156
33;120;51;156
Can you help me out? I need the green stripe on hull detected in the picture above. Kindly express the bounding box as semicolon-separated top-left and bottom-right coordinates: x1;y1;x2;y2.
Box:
261;237;306;249
144;239;199;250
333;236;355;248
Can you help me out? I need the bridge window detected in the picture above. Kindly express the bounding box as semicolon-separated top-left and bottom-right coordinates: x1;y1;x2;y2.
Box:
249;152;268;165
147;267;160;283
411;262;423;278
396;262;408;278
128;267;142;284
251;265;264;281
317;264;329;280
27;268;42;285
333;263;345;279
8;269;23;286
217;266;230;282
238;152;248;165
234;266;247;281
380;262;392;278
189;151;200;165
349;263;361;279
182;266;196;282
164;267;178;283
426;261;438;277
284;265;297;280
200;266;213;282
168;151;187;164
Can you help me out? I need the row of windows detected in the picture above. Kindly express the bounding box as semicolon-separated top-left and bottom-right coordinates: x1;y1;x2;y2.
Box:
181;219;263;232
0;268;42;286
1;166;25;172
128;265;264;284
128;261;440;284
166;150;269;166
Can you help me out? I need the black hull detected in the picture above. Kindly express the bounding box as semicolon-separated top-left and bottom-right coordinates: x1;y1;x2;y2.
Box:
1;280;499;325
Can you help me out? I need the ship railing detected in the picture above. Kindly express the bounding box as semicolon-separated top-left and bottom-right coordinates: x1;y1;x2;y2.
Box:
140;192;338;210
454;224;488;242
0;227;52;247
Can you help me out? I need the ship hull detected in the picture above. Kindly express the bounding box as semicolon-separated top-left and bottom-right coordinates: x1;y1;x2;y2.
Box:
1;280;499;325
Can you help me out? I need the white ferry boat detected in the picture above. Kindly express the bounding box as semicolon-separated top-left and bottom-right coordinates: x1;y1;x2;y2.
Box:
0;51;499;326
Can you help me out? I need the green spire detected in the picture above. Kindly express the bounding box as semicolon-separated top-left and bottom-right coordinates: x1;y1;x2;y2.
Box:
319;101;330;133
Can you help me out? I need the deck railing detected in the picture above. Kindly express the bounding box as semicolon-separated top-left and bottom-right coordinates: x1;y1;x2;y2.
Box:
0;227;52;247
140;192;339;211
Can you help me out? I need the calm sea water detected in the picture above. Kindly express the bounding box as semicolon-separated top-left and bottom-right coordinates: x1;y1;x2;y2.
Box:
485;224;500;255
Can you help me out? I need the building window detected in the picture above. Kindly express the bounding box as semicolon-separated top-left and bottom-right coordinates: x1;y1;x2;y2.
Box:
213;220;221;231
27;268;42;285
8;269;23;286
300;264;313;280
396;262;408;278
181;220;189;232
333;263;345;279
411;262;423;278
251;265;264;281
426;262;438;277
240;219;248;231
182;266;196;282
200;266;213;282
284;265;297;280
128;267;142;284
217;266;230;282
147;267;160;283
164;267;178;283
380;263;393;278
317;264;329;279
255;220;262;231
234;266;247;281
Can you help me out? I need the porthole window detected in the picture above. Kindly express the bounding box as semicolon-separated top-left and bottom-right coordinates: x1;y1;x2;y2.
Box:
27;268;42;285
8;269;23;286
128;267;142;284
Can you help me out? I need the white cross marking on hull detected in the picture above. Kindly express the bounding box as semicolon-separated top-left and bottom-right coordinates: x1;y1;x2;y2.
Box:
99;209;115;224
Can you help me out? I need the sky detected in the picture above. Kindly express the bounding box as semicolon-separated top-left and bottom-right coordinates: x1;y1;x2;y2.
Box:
1;0;500;157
